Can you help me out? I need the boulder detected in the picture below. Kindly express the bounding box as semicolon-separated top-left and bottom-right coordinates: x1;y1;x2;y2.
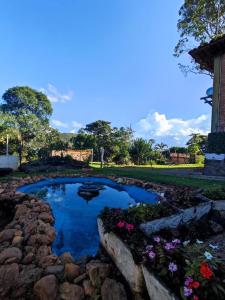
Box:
65;263;80;282
12;236;23;247
22;252;35;264
82;279;95;296
59;252;74;264
86;260;110;286
0;229;16;242
0;263;19;296
0;247;22;264
39;212;54;224
59;282;84;300
73;273;87;284
101;278;127;300
44;265;64;277
34;275;59;300
39;255;59;268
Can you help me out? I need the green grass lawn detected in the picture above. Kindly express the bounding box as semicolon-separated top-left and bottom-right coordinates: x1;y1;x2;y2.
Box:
1;163;224;192
90;163;224;192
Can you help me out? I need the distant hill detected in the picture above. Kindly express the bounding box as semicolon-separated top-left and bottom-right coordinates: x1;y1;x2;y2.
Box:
60;133;76;143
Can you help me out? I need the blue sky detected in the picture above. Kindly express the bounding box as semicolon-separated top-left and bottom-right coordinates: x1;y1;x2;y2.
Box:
0;0;212;145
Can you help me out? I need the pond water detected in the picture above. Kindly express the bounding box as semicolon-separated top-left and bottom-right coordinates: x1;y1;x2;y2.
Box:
18;177;157;258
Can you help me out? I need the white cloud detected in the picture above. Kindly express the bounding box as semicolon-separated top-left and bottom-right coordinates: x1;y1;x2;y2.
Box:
70;121;83;133
135;111;210;145
51;119;68;128
41;84;74;103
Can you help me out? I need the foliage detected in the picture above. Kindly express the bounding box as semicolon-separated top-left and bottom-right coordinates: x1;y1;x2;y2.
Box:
130;138;154;165
143;237;225;299
101;205;225;299
175;0;225;75
187;133;208;155
128;203;175;222
170;146;188;154
71;132;95;150
0;86;53;164
154;142;168;152
207;132;225;154
84;120;113;161
204;187;225;200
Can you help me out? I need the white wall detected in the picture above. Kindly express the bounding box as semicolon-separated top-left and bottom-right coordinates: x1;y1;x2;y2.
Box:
0;155;19;170
205;153;225;161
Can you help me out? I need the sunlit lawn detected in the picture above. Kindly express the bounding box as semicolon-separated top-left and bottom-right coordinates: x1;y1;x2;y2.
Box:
1;162;224;193
90;163;224;192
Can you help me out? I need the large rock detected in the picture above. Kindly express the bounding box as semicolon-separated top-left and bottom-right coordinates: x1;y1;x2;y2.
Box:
34;275;59;300
65;263;80;282
82;279;95;296
0;263;19;296
0;229;16;242
0;247;22;264
12;235;23;247
22;252;35;264
39;212;54;224
59;252;74;264
86;260;110;286
45;265;64;277
59;282;84;300
101;278;127;300
39;255;59;268
18;264;42;286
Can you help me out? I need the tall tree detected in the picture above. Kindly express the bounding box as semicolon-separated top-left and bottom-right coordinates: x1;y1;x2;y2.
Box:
84;120;113;161
130;138;154;165
0;86;53;164
174;0;225;76
154;142;168;152
186;133;208;154
111;127;133;164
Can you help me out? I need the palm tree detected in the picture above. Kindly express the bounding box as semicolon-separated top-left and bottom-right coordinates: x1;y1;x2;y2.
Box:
154;142;168;152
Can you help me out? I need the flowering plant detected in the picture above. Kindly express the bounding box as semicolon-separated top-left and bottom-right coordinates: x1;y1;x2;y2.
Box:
143;236;225;300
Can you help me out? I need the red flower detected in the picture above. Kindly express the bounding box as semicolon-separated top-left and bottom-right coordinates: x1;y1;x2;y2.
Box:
189;281;200;289
193;295;199;300
126;223;134;232
200;262;213;279
116;220;126;228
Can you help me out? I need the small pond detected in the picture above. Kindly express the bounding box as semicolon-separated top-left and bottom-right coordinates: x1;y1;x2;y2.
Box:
18;177;158;258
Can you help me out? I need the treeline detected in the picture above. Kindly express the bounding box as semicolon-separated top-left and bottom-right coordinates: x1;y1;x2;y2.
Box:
0;86;207;166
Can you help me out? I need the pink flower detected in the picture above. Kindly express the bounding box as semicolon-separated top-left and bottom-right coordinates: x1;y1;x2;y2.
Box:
116;220;126;228
126;223;134;232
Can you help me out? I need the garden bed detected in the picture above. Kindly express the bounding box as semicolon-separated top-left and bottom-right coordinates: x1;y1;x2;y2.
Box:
99;200;225;300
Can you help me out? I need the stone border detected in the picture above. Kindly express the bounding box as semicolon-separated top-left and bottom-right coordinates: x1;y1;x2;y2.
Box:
141;265;178;300
140;199;212;236
97;218;144;294
0;174;136;299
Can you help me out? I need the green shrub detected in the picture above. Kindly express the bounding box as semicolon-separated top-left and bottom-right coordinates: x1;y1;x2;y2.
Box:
204;188;225;200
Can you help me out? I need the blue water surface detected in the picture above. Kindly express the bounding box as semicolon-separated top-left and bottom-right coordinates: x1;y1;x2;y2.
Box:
18;177;157;258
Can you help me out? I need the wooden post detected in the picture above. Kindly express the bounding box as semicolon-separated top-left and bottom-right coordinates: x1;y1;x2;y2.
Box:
212;56;221;132
6;134;9;156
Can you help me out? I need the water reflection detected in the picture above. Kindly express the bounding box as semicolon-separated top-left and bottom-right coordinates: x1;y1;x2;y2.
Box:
29;183;136;258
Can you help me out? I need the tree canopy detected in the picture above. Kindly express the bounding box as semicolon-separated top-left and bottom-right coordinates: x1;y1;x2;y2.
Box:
0;86;53;163
175;0;225;75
